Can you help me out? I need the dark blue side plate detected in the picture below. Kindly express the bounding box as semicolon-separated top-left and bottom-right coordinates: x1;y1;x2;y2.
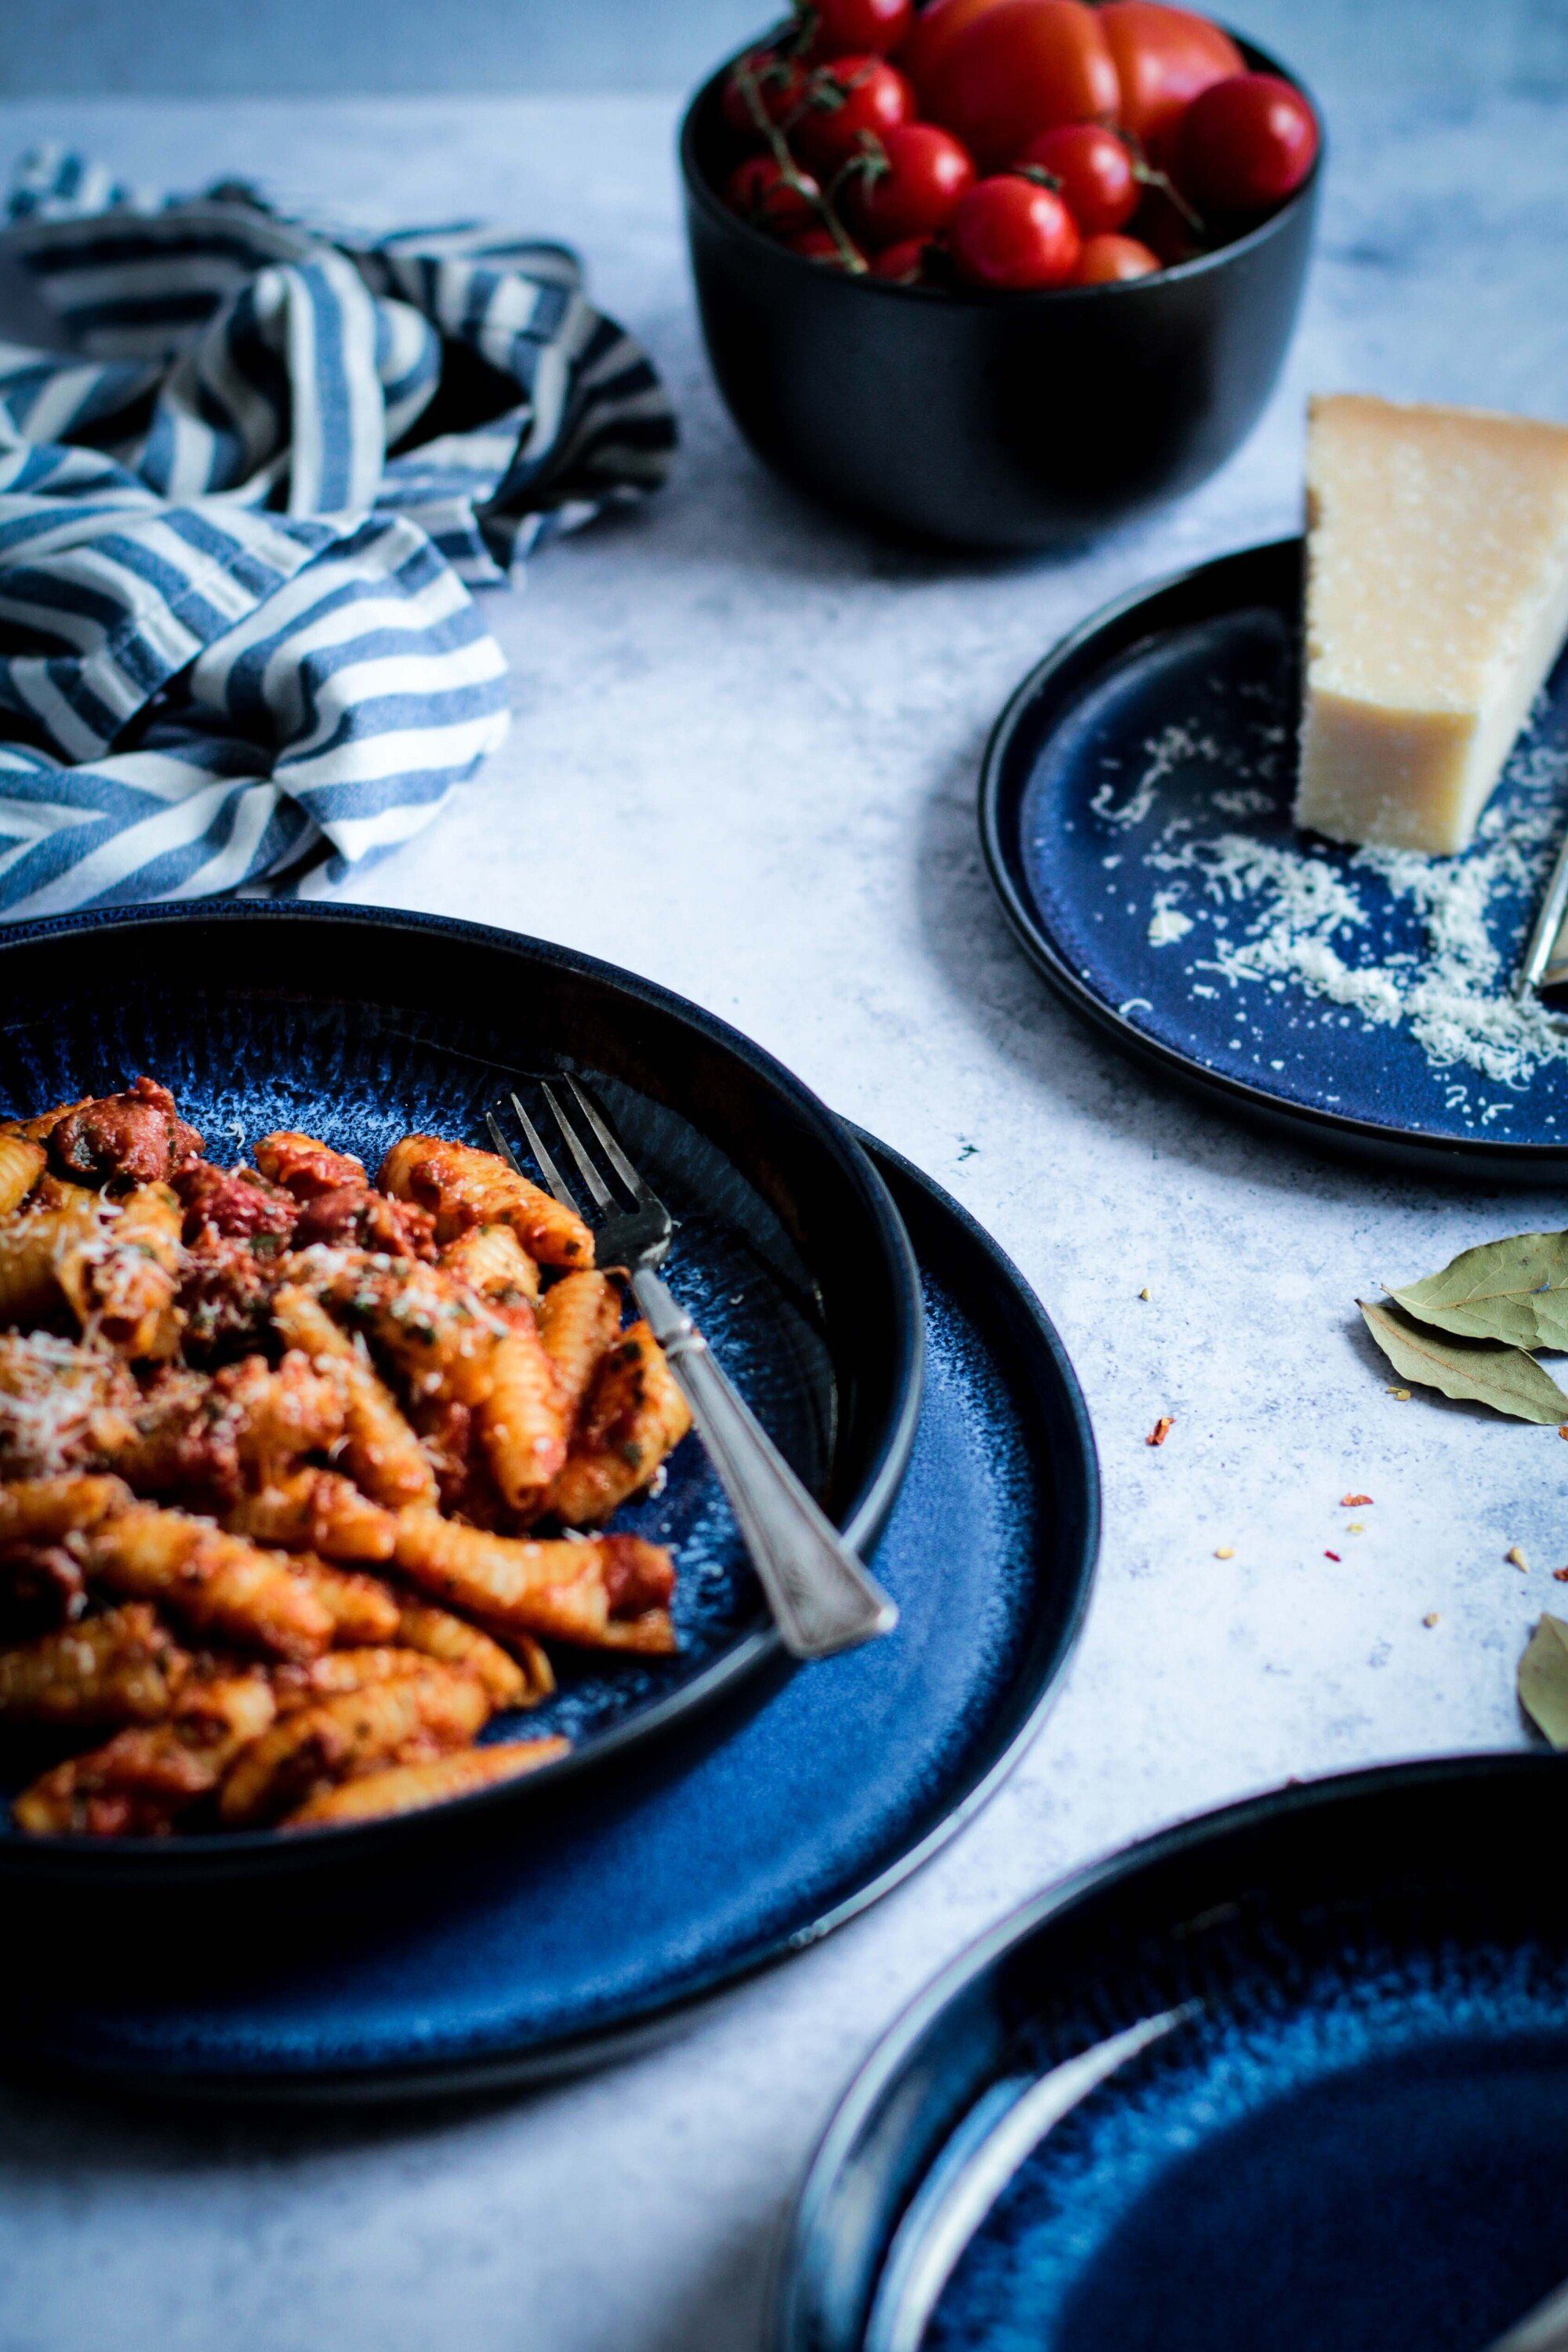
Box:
982;540;1568;1181
780;1755;1568;2352
0;1131;1098;2096
0;903;923;1883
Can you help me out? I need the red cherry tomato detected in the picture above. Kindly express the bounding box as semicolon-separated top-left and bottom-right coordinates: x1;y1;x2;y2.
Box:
901;0;1009;99
1098;3;1244;155
720;47;811;143
1074;230;1160;281
1173;73;1319;212
789;224;863;268
725;154;824;238
949;172;1083;288
927;0;1120;172
869;234;934;281
846;122;976;243
795;55;916;175
804;0;913;60
1018;122;1138;234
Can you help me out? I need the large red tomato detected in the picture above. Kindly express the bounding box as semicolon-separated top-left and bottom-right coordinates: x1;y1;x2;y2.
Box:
1098;2;1244;154
926;0;1119;169
901;0;1010;102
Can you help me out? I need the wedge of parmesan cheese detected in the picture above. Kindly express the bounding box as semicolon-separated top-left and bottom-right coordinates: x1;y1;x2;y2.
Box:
1295;393;1568;855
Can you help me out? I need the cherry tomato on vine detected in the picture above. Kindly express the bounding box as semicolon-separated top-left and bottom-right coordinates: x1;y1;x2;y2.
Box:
927;0;1120;172
869;234;934;281
795;55;916;174
1018;122;1138;234
949;172;1082;288
846;122;975;243
1173;73;1319;213
720;46;811;142
1098;2;1243;154
725;154;824;237
801;0;913;60
789;224;864;268
1074;230;1160;280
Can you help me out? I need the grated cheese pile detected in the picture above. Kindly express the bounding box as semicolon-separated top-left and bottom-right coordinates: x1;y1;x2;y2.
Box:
1109;711;1568;1091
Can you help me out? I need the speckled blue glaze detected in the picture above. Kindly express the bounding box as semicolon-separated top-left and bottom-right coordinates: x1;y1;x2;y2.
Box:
984;540;1568;1167
782;1761;1568;2352
0;1141;1096;2087
930;1939;1568;2352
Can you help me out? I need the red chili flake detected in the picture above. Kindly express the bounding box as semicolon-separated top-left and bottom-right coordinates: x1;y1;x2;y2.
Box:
1559;1426;1568;1441
1324;1549;1341;1562
1146;1415;1174;1447
1555;1567;1568;1584
1341;1493;1373;1508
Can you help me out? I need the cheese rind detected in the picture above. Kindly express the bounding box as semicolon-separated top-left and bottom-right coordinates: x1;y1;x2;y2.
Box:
1295;394;1568;856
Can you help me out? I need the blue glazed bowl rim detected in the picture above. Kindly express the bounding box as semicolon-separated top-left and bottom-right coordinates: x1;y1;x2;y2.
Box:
0;898;927;1872
775;1746;1568;2352
679;19;1324;304
977;535;1568;1181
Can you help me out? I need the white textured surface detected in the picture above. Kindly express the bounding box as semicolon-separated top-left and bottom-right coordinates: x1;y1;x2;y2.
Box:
4;63;1568;2352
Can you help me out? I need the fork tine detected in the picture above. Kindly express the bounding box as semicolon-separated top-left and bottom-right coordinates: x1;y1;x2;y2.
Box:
485;1107;526;1178
541;1080;615;1210
563;1075;653;1203
496;1093;583;1217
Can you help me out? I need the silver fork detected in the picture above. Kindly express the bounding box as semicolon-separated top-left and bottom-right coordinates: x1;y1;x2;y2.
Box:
487;1079;898;1661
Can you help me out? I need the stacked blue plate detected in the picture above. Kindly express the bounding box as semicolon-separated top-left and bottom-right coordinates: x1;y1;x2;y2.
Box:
0;905;1098;2096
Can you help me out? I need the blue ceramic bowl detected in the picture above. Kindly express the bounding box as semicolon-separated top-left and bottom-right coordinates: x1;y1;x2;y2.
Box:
779;1755;1568;2352
0;903;924;1883
680;27;1321;548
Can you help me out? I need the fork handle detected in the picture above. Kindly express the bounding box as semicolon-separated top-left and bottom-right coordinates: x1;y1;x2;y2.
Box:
630;1269;898;1661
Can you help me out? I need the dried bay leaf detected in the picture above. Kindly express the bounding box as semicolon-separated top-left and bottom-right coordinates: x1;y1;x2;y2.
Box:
1519;1614;1568;1748
1358;1298;1568;1424
1390;1229;1568;1350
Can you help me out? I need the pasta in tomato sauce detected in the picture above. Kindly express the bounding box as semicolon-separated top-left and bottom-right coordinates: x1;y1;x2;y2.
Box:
0;1080;691;1836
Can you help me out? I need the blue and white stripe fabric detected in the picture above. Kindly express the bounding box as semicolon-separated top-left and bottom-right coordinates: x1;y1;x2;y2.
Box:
0;149;675;914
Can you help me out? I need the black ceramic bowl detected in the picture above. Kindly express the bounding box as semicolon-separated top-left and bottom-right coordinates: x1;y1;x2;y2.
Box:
680;28;1321;549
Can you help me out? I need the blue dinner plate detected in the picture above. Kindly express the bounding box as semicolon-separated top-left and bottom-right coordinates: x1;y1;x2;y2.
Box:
0;1128;1098;2096
781;1754;1568;2352
982;540;1568;1181
0;903;923;1882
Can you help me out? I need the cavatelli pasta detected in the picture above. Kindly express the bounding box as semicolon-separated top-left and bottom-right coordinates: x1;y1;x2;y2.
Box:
0;1134;45;1218
535;1269;623;1427
438;1221;540;1305
271;1287;438;1509
382;1135;593;1269
543;1322;692;1526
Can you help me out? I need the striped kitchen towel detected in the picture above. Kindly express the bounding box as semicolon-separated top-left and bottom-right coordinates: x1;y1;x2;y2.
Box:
0;148;676;916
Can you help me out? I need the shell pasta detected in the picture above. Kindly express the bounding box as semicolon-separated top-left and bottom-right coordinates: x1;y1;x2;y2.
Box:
0;1080;693;1837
